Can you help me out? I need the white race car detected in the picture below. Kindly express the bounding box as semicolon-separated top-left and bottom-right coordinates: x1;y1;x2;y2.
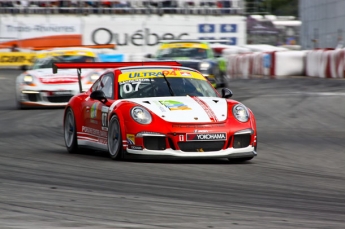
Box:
15;48;103;109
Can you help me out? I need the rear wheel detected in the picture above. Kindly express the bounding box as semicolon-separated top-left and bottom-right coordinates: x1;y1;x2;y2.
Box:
107;115;124;160
64;108;79;154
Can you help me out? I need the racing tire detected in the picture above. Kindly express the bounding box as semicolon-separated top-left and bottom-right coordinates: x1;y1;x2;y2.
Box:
107;115;124;160
64;107;79;154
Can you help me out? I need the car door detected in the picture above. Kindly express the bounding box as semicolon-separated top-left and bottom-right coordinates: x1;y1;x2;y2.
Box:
93;73;114;146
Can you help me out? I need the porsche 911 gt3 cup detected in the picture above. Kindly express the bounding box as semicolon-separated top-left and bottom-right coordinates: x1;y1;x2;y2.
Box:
54;61;257;162
15;48;103;109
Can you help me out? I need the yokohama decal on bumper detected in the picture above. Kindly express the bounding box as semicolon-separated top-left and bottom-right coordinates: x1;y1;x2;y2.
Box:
186;133;227;141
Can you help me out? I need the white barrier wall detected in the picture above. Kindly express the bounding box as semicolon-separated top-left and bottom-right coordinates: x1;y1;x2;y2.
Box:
226;50;308;78
274;51;307;76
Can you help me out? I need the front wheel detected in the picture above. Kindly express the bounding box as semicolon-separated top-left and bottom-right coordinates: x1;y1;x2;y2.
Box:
107;115;124;160
64;107;79;153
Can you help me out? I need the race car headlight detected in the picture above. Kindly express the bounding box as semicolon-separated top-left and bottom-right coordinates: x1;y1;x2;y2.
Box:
90;73;100;82
233;104;249;122
200;62;211;70
23;75;34;84
131;106;152;124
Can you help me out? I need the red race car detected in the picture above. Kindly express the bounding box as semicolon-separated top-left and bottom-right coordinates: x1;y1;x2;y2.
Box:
53;61;257;161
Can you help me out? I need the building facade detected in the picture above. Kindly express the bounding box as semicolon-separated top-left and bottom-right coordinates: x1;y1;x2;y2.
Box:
300;0;345;49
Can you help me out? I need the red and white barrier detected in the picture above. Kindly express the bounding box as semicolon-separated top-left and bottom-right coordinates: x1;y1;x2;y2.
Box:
305;49;345;78
226;50;307;79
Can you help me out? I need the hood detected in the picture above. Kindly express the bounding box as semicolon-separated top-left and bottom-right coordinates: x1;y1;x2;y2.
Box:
26;68;96;84
128;96;228;123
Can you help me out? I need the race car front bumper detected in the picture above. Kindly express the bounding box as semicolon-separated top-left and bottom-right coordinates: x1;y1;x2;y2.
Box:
126;145;256;159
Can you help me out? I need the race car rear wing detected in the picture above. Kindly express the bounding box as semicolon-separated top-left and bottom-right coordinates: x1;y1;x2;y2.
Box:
52;61;182;93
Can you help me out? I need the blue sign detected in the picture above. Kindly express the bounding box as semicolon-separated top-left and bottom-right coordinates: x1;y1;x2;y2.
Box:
198;24;215;33
220;24;237;33
263;54;271;68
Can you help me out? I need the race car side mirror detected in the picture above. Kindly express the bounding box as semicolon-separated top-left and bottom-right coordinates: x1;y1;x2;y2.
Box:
221;88;233;98
90;90;108;103
145;54;153;58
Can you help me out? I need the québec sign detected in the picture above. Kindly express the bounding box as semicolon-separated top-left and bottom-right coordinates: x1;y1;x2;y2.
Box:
91;28;189;46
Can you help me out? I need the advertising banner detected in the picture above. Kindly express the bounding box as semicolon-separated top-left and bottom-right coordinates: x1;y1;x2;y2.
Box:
0;15;82;49
0;15;245;53
82;15;246;54
0;52;36;66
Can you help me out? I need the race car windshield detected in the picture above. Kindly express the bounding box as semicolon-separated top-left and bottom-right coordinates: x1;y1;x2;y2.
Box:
119;77;218;99
31;55;96;69
156;47;208;60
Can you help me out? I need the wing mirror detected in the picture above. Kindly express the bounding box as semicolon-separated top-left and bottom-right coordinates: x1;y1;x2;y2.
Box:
90;90;108;103
221;88;233;98
145;53;153;58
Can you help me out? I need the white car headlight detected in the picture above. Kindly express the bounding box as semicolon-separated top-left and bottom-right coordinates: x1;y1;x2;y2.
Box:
200;62;211;70
233;104;249;122
131;106;152;124
23;75;34;84
90;73;100;82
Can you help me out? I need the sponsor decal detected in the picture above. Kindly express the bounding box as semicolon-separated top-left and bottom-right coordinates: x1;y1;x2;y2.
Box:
187;133;226;141
159;100;191;111
153;101;166;112
101;106;109;128
92;28;188;46
119;69;205;82
82;126;107;137
128;145;143;150
190;96;218;122
90;102;100;119
39;77;78;84
126;134;135;145
194;129;208;133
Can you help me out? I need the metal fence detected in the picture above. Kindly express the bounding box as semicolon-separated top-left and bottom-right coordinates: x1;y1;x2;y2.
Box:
0;0;245;15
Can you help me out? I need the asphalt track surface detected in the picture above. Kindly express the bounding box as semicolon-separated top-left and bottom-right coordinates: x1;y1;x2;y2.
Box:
0;69;345;229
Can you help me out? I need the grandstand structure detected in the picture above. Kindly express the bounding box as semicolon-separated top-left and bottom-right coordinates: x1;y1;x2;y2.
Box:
0;0;245;15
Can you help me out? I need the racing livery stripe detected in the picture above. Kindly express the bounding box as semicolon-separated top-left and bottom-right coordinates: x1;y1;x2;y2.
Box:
190;96;218;122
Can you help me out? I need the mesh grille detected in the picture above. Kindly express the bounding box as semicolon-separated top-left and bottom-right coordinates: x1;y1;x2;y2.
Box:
27;94;39;102
178;141;225;152
143;136;166;150
233;134;251;148
47;96;72;103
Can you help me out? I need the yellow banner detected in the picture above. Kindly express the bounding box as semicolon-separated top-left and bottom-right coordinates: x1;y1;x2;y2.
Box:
119;69;206;83
0;52;36;66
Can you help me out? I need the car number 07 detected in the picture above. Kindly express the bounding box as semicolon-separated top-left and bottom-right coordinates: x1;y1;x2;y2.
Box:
123;82;141;93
